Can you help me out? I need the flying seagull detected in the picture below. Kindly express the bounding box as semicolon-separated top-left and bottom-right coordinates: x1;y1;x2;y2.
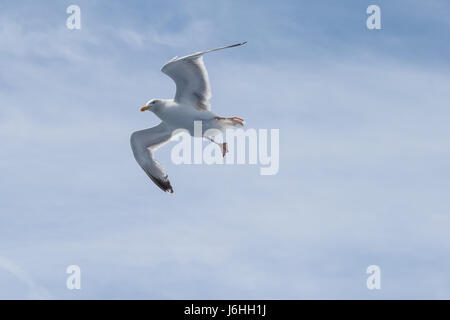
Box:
130;42;247;193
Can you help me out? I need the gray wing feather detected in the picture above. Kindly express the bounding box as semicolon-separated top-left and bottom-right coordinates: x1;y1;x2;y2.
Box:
130;123;174;193
161;42;247;111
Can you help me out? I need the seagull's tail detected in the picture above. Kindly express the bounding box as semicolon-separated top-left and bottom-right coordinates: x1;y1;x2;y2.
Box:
214;116;245;130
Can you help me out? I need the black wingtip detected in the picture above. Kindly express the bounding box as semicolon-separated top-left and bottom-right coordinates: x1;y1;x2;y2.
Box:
165;180;174;194
158;178;174;194
232;41;247;47
146;172;174;194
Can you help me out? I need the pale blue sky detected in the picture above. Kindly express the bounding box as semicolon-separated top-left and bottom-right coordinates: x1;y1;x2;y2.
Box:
1;0;450;299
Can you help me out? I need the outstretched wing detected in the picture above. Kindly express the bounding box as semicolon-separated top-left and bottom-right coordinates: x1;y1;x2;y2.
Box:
130;122;174;193
161;42;247;111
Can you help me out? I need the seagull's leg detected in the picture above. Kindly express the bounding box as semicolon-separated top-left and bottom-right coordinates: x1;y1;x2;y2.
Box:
204;136;228;157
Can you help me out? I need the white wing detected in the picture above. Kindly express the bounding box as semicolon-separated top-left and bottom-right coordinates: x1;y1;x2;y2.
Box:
161;42;247;111
130;122;174;193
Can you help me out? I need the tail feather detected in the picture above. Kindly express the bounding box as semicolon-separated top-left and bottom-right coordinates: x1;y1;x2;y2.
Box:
214;116;245;129
230;117;245;126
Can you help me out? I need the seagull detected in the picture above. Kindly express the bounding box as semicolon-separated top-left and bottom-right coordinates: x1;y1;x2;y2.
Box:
130;42;247;193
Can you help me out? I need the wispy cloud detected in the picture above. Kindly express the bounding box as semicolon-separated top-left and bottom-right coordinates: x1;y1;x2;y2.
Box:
0;257;51;299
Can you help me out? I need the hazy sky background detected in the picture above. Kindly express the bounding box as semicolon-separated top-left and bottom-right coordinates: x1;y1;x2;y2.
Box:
1;0;450;299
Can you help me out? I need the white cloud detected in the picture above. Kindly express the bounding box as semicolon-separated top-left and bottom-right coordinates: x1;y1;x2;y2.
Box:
0;257;51;299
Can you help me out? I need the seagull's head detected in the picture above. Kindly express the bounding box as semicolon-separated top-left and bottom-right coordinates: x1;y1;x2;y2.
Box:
140;99;163;113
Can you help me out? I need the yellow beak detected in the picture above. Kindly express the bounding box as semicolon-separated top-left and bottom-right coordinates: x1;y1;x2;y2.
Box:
140;106;150;112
